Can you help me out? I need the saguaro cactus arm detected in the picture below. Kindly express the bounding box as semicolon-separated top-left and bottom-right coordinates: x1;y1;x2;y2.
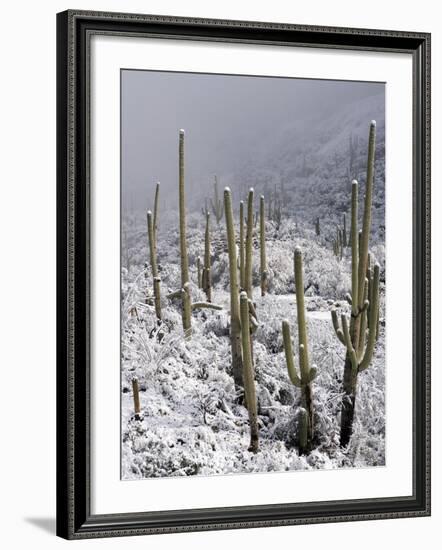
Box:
282;321;302;387
357;121;376;309
358;264;380;371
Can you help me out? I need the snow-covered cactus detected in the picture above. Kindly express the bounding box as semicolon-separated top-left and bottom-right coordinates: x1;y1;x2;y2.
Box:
211;175;223;225
239;200;245;290
240;291;259;453
153;181;160;246
281;247;317;451
224;187;244;389
331;121;379;446
259;195;268;296
178;130;191;333
147;210;161;320
202;212;212;302
245;188;254;300
147;210;158;279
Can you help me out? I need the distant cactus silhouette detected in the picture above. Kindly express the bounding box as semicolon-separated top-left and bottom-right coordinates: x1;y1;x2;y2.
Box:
210;175;223;225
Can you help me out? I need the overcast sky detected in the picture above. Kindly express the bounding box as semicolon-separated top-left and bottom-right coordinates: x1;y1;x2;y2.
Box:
121;70;384;213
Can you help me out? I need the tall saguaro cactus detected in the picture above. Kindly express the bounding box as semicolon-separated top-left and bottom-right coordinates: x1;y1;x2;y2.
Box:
259;195;268;296
147;210;161;320
211;175;223;225
282;248;317;452
239;201;245;290
178;130;191;333
245;188;254;300
224;187;244;390
202;212;212;302
153;181;160;246
240;291;259;453
331;121;379;446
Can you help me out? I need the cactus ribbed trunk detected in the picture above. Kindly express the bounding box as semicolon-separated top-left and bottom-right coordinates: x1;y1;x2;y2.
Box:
153;181;160;246
224;188;243;390
179;130;191;333
240;291;259;453
245;189;254;300
259;195;267;297
239;201;245;290
147;210;161;320
294;248;313;438
203;212;212;302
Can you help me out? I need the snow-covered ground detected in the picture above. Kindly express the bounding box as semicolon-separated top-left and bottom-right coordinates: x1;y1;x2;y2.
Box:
121;214;385;479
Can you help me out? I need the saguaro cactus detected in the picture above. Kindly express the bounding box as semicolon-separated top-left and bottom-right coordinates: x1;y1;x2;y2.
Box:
240;291;259;453
202;212;212;302
177;130;192;333
239;201;245;290
245;188;254;300
259;195;268;296
211;175;223;225
153;181;160;246
147;210;161;320
168;130;221;334
282;248;317;452
224;187;244;390
331;121;379;446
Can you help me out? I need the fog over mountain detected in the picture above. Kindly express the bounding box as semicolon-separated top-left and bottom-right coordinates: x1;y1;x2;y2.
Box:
121;69;384;215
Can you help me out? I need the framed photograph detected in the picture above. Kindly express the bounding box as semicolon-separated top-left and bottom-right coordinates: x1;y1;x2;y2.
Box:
56;10;431;539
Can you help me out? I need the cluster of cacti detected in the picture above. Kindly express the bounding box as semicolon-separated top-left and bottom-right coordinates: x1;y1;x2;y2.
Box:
281;248;317;452
224;187;259;449
134;120;382;457
146;181;162;320
210;175;223;225
331;121;379;446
